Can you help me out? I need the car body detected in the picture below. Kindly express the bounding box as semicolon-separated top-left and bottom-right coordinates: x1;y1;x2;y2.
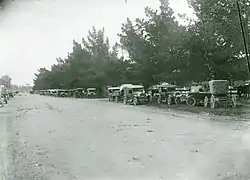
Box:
156;84;179;105
73;88;86;98
107;87;120;101
122;84;149;105
87;88;97;98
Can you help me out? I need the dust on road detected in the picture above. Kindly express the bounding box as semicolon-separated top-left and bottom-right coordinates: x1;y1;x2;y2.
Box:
1;95;250;180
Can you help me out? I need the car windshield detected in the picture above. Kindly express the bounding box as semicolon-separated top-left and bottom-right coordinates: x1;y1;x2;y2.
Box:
133;88;144;93
152;89;159;93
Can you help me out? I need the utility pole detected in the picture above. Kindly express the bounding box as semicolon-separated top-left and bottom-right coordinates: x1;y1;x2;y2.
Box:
236;0;250;73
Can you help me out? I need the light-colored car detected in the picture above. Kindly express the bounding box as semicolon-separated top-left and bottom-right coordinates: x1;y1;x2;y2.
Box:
122;84;149;105
107;86;120;101
87;88;97;98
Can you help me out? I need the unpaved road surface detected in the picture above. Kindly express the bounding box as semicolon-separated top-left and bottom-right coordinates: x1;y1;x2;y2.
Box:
1;95;250;180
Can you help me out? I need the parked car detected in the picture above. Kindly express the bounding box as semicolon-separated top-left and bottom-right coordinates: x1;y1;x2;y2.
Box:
108;87;120;101
156;83;179;105
87;88;97;99
73;88;86;98
122;84;149;105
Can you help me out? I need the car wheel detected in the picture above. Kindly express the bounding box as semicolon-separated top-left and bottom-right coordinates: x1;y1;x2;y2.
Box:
232;95;237;108
210;95;216;109
157;96;161;104
186;96;196;106
123;97;127;105
204;96;209;107
133;97;138;106
175;97;181;105
167;96;172;105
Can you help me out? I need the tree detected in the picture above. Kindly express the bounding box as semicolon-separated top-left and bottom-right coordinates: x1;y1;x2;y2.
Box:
33;0;250;90
0;75;12;88
33;27;129;91
187;0;250;81
119;0;190;87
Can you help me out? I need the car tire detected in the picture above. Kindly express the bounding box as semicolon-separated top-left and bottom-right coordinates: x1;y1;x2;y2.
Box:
157;96;161;104
175;97;181;105
204;96;209;107
210;95;216;109
123;97;127;105
133;97;138;106
186;96;196;106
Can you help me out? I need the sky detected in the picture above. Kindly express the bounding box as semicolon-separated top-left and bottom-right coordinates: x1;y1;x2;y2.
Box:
0;0;194;85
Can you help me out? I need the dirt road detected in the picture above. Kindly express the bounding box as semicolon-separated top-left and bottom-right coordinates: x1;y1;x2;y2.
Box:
1;95;250;180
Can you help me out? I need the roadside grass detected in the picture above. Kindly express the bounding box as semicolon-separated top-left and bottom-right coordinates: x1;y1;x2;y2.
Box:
147;99;250;118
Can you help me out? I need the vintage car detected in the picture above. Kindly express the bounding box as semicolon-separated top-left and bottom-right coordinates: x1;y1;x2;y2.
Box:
6;90;14;98
147;85;160;103
87;88;97;99
0;95;7;104
0;86;8;103
174;87;190;104
122;84;149;105
50;89;59;97
0;95;5;106
186;80;237;108
157;83;180;105
67;89;75;97
114;84;132;103
58;89;69;97
107;87;120;101
73;88;86;98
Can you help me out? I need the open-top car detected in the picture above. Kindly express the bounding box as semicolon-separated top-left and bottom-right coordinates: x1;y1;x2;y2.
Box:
157;83;180;105
73;88;86;98
0;86;8;104
147;85;160;103
186;80;237;108
107;86;120;101
87;88;97;99
174;87;190;105
58;89;69;97
122;84;149;105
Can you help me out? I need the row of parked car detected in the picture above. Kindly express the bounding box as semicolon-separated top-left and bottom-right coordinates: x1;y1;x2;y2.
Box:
107;83;190;106
34;80;242;108
34;88;98;98
107;81;239;108
0;90;19;106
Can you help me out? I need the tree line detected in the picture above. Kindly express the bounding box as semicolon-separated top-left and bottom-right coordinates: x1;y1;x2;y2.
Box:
33;0;250;91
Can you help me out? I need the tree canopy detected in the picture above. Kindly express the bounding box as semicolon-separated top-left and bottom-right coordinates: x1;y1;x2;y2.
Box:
33;0;250;90
0;75;12;88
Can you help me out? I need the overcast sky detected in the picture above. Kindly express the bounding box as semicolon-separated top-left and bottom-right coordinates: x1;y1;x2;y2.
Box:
0;0;193;85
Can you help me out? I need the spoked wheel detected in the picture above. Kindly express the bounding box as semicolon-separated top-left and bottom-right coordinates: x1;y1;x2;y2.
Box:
204;96;209;107
175;97;181;105
148;96;153;104
123;97;127;105
157;96;161;104
210;95;216;109
186;96;196;106
232;95;237;108
115;96;119;103
133;97;138;106
167;96;172;105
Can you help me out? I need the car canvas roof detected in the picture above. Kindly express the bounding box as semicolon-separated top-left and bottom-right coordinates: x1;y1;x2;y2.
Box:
159;84;178;88
120;84;144;90
131;85;144;89
108;87;120;90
